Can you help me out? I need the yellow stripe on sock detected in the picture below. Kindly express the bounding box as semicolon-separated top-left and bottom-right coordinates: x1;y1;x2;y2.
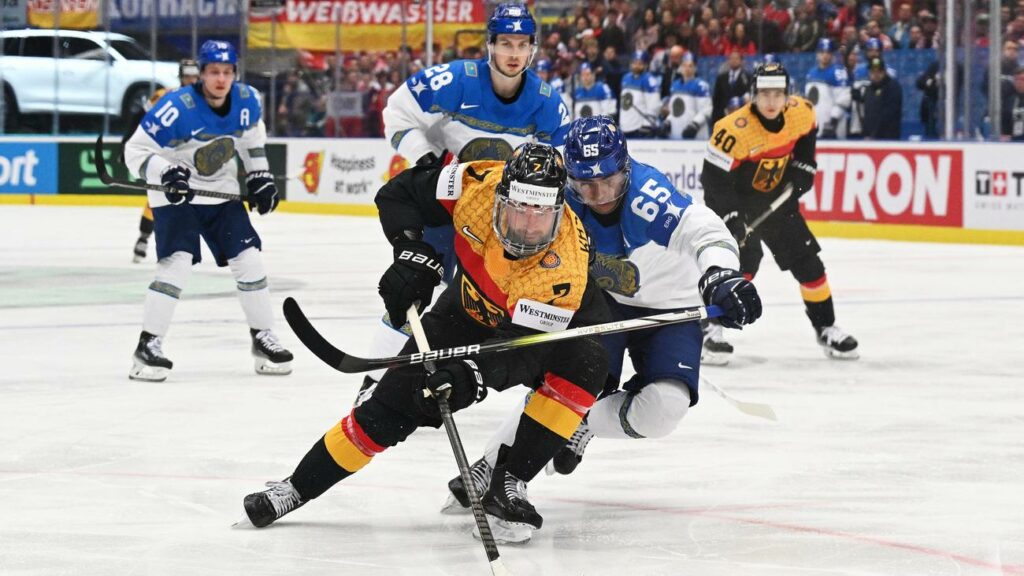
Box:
800;281;832;303
323;421;373;473
523;392;584;439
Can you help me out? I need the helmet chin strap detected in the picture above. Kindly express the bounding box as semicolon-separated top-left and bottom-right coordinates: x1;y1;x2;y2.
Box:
486;43;537;79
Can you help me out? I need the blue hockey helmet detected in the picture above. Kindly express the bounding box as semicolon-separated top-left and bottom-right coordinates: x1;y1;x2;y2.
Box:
563;116;631;207
198;40;238;70
816;37;835;53
864;37;883;52
536;58;552;72
488;3;537;42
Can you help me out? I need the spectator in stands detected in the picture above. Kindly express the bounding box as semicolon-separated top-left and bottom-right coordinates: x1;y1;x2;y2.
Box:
867;5;891;31
917;10;939;48
712;49;752;123
861;19;893;50
600;8;628;55
700;18;728;56
916;60;940;139
765;0;794;32
603;45;626;98
785;3;823;52
726;22;757;56
749;7;786;54
862;58;902;140
907;25;925;50
889;4;915;49
657;45;688;98
1000;67;1024;141
982;40;1019;97
634;7;661;53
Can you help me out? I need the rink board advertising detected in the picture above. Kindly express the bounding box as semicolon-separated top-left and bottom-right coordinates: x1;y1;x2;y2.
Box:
0;142;58;195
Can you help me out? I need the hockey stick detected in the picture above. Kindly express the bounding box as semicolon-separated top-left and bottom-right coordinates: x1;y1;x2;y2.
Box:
93;135;244;202
738;183;793;249
701;376;777;421
283;297;721;374
405;305;510;576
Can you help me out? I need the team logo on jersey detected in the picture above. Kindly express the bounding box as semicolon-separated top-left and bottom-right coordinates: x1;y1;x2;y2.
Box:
460;138;514;161
621;92;634;110
302;151;324;194
193;137;235;177
671;96;686;117
540;250;561;269
460;275;506;328
752;157;790;193
590;253;639;297
806;86;820;105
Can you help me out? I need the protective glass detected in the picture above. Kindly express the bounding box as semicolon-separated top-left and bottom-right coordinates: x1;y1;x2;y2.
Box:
567;170;629;206
492;196;564;257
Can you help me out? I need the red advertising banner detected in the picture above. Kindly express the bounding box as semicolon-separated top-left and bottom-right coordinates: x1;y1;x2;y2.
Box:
800;146;964;227
248;0;487;53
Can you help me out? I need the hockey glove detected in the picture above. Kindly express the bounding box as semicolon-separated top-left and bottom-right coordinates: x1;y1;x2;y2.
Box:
682;122;700;139
246;171;279;215
699;267;762;329
378;240;444;327
417;359;487;418
161;165;193;205
721;211;748;246
786;160;816;199
821;119;839;139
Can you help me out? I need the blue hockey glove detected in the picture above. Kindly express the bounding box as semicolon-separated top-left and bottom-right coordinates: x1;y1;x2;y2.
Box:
246;171;279;215
161;165;193;205
699;267;762;329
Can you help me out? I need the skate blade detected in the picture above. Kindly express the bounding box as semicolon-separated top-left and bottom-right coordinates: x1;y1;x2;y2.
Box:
254;359;292;375
232;511;256;528
132;254;145;263
440;493;470;515
473;515;533;544
822;346;860;360
129;361;169;382
701;349;731;366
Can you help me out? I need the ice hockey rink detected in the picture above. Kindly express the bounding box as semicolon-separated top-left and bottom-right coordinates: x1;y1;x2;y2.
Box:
1;204;1022;576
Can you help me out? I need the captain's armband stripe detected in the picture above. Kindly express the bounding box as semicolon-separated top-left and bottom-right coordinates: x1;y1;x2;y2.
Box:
704;142;735;171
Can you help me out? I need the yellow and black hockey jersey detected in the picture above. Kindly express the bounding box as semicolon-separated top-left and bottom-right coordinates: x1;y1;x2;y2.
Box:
701;95;817;205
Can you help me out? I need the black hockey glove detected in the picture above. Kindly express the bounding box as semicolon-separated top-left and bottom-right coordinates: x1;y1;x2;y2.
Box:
378;239;444;327
246;170;279;215
821;119;839;139
161;165;193;205
682;122;700;139
699;267;762;329
786;160;816;199
417;359;487;418
721;211;748;246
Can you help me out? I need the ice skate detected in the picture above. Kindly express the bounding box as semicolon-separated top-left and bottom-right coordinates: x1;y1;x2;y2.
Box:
816;325;859;360
441;456;492;514
241;478;306;528
251;329;293;375
132;236;148;263
477;456;542;544
701;320;733;366
546;420;594;476
353;375;378;408
129;331;172;382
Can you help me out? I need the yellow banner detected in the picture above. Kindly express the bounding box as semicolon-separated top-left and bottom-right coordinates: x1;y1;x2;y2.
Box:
27;0;99;29
248;21;480;52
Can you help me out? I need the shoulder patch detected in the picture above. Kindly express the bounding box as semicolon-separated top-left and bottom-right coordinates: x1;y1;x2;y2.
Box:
540;250;561;269
734;117;748;128
179;92;196;109
464;61;478;77
540;83;551;97
239;85;251;99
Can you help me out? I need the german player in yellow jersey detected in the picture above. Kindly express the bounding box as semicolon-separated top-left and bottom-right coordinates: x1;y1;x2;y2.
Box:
241;144;610;543
700;62;859;361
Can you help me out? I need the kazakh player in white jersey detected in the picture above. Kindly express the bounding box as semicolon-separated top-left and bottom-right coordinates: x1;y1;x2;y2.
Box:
804;38;852;139
123;40;292;382
664;53;713;140
440;117;762;526
363;3;572;393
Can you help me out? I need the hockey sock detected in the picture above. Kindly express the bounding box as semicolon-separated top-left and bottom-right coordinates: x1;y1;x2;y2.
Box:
364;315;413;382
142;251;192;336
292;412;386;500
139;213;154;237
482;393;531;467
229;247;275;331
800;274;836;328
587;381;691;440
509;374;596;481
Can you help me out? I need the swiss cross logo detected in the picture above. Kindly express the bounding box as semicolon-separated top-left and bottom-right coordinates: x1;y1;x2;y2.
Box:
975;171;1021;196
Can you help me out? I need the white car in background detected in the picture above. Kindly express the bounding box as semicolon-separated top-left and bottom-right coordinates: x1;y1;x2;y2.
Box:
0;29;180;124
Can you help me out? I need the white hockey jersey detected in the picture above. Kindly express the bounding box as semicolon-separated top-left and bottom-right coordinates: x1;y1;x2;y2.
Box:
568;159;739;310
665;77;712;140
618;72;661;134
383;59;570;162
572;82;617;119
124;82;268;208
804;64;852;138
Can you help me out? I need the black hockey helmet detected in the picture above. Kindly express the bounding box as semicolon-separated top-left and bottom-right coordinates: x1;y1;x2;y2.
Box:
493;143;567;258
751;61;790;96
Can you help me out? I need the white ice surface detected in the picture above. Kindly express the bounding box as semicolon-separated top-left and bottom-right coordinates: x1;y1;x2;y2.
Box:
1;205;1022;576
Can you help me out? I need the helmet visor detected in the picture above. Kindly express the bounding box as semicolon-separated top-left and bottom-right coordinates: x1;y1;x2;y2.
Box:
492;197;564;257
567;170;629;206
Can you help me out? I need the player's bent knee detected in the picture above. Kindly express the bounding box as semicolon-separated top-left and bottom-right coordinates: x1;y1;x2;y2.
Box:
151;251;193;295
548;337;608;397
228;246;267;284
627;380;691;439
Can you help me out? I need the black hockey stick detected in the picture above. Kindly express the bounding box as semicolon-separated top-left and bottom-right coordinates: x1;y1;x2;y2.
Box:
405;305;510;576
739;183;793;248
93;135;244;202
283;297;721;374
